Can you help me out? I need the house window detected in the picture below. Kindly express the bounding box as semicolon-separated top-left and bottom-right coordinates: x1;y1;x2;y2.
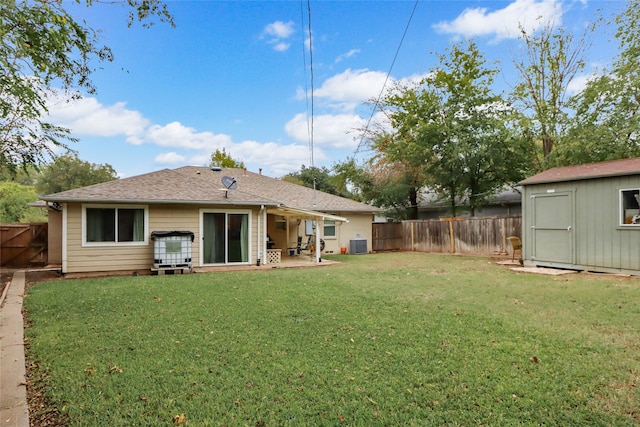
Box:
275;216;286;230
323;220;336;238
84;206;147;244
620;189;640;225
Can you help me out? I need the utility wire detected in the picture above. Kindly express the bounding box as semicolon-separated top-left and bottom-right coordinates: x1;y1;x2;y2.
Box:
300;1;311;165
307;0;314;168
352;0;419;160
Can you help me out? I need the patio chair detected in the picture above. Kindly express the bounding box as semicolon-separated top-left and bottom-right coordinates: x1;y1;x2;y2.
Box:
507;236;522;262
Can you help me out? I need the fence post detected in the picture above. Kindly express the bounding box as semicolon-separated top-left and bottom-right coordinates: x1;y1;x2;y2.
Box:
439;217;465;254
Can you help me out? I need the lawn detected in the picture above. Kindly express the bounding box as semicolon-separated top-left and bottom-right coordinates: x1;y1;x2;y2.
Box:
24;253;640;426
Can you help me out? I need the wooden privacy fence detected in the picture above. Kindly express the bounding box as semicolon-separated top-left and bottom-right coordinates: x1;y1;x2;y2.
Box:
373;216;522;255
1;223;48;267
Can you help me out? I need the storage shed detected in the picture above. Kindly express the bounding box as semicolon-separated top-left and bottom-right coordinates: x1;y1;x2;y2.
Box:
520;157;640;275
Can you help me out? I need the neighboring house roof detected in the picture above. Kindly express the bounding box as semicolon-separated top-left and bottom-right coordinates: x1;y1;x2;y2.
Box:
520;158;640;186
418;186;521;210
40;166;376;214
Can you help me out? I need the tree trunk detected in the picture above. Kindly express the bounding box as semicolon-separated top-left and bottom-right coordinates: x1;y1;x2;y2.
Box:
408;187;418;219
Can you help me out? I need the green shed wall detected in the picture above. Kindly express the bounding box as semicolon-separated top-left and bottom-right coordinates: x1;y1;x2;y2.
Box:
522;174;640;275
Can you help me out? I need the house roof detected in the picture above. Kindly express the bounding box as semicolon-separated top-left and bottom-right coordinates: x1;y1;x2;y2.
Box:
40;166;376;214
520;157;640;186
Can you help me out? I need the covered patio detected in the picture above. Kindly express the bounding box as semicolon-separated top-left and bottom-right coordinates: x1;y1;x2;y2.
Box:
260;206;348;265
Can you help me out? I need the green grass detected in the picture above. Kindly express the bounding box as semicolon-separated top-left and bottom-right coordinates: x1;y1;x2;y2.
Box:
24;253;640;426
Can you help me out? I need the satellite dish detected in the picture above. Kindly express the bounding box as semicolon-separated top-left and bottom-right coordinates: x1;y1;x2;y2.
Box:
221;176;237;190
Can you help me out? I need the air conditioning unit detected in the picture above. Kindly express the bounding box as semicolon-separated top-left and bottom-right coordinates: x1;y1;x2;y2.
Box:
349;237;367;255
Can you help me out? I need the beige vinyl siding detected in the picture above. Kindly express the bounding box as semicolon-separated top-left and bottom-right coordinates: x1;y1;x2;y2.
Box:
65;203;153;273
64;203;262;273
150;205;200;266
332;214;373;253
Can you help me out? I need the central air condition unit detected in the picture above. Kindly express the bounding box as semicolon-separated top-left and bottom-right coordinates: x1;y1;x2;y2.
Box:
349;237;367;255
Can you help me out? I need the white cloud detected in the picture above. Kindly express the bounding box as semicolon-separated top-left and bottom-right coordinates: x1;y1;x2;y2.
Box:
263;20;295;39
273;42;290;52
155;152;186;164
313;69;390;112
145;122;233;150
285;113;364;149
46;97;149;144
335;49;361;63
433;0;563;41
567;73;594;95
262;20;295;52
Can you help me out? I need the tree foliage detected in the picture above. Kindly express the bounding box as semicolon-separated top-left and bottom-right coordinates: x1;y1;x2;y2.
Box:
36;152;117;195
0;181;46;223
372;41;532;217
0;0;173;176
511;20;591;164
333;155;420;220
283;165;352;198
556;1;640;165
209;148;245;169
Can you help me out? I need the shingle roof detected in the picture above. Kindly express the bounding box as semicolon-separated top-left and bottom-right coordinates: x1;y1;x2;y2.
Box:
41;166;376;213
519;157;640;185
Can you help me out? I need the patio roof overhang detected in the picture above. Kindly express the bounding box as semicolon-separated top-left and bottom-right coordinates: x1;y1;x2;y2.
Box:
266;206;349;223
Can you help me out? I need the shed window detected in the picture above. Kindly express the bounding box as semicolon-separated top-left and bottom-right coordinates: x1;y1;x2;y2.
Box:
620;189;640;225
85;206;147;244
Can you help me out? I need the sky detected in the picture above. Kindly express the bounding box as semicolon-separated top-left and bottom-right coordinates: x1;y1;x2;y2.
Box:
46;0;623;179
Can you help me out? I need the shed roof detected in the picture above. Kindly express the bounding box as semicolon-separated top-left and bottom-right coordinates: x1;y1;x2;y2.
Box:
519;157;640;185
40;166;376;214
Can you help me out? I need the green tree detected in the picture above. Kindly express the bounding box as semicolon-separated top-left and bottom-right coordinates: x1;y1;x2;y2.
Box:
282;165;352;198
36;152;117;195
0;0;173;176
209;148;245;169
376;41;532;217
333;156;419;220
511;21;591;165
557;1;640;165
0;181;46;223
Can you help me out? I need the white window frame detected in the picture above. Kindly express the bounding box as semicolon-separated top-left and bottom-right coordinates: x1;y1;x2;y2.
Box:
619;188;640;227
199;208;252;266
82;204;149;247
323;220;337;239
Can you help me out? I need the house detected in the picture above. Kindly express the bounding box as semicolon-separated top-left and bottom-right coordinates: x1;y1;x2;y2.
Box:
40;166;377;274
520;157;640;275
417;187;522;219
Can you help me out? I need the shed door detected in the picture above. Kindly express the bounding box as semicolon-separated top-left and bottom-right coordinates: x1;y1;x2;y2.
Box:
531;192;574;264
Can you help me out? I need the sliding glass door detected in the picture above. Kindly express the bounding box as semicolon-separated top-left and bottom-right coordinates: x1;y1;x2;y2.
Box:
202;211;249;264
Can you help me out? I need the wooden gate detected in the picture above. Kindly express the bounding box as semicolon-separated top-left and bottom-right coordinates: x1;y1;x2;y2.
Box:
1;223;48;267
372;222;403;252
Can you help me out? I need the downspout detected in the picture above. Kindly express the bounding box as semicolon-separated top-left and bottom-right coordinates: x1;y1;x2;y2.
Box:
316;218;322;263
258;205;265;265
62;203;67;274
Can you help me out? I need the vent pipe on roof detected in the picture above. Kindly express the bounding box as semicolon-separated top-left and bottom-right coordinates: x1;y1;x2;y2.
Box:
259;168;262;175
211;167;222;172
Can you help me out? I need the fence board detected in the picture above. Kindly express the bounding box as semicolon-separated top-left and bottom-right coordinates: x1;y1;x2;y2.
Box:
372;222;402;251
373;216;521;256
1;223;48;267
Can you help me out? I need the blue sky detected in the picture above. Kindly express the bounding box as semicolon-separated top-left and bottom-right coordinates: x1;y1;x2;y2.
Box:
47;0;621;178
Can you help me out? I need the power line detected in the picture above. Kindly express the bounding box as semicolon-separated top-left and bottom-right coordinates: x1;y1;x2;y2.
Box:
352;0;419;160
306;0;314;168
